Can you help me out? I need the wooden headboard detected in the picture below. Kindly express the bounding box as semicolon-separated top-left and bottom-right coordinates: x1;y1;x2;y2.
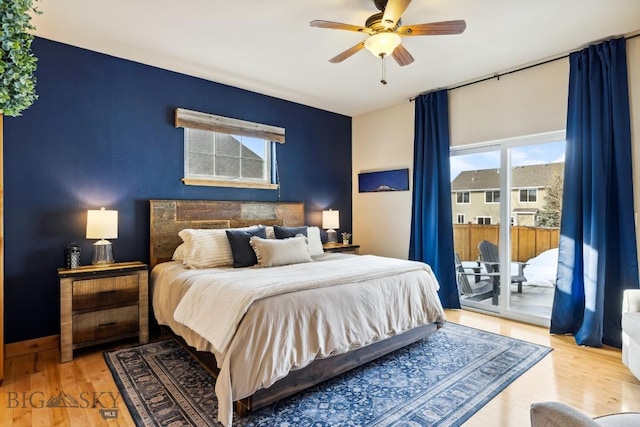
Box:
149;200;305;268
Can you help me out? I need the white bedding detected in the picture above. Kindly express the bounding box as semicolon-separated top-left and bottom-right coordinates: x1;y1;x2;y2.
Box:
152;253;446;426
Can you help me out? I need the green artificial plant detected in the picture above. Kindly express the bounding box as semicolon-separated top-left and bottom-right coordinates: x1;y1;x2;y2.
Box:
0;0;39;116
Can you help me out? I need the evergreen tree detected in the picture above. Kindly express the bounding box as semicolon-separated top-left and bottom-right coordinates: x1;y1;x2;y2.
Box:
538;173;563;227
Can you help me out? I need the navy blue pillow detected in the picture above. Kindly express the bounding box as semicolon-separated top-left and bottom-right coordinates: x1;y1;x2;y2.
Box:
273;225;308;239
226;227;267;267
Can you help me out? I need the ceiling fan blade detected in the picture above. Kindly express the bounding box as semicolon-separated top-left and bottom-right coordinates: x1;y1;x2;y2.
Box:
329;41;366;63
397;20;466;36
310;20;373;34
391;44;414;66
381;0;411;29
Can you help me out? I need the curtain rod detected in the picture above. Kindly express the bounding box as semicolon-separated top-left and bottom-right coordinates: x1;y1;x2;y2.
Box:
410;31;640;101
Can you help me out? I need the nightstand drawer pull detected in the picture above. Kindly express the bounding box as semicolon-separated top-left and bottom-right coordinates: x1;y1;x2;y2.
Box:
98;321;117;327
99;290;117;295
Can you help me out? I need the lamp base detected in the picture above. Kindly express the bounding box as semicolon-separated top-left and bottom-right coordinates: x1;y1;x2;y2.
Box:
92;240;114;265
327;229;337;243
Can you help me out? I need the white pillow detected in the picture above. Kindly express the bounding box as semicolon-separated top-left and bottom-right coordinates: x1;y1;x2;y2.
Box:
306;226;324;256
178;228;234;268
172;243;188;262
250;236;313;268
178;226;259;269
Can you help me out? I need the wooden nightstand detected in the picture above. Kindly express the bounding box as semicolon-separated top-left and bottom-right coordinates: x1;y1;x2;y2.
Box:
323;243;360;254
58;261;148;362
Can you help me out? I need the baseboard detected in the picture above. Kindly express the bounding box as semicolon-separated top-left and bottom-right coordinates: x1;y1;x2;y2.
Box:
6;335;59;358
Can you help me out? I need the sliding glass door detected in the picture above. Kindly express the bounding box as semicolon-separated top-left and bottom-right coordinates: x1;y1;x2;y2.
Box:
451;147;502;314
450;132;565;326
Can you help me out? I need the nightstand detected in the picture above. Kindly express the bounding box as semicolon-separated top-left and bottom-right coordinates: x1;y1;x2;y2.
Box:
323;243;360;254
58;261;148;362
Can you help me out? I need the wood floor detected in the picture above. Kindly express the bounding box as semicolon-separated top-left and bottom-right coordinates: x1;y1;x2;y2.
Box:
1;309;640;426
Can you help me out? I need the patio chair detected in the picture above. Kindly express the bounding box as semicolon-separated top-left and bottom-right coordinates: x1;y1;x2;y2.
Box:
455;253;493;298
477;240;527;293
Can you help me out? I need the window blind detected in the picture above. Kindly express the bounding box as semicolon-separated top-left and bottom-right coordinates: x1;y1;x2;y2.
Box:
175;108;285;143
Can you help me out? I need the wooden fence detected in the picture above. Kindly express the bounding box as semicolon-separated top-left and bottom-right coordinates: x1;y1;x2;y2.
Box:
453;224;560;263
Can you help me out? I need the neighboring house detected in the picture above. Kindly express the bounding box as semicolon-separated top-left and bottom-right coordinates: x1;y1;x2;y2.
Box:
451;162;564;226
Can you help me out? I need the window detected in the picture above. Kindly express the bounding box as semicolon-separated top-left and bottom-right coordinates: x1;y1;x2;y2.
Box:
185;129;275;184
176;108;284;189
457;214;465;224
456;191;469;204
519;188;538;202
485;190;500;203
477;216;492;225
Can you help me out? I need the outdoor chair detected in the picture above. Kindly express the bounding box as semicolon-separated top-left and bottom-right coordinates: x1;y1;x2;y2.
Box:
455;253;493;299
477;240;527;293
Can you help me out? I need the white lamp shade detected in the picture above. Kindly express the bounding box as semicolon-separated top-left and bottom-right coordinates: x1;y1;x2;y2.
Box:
322;209;340;230
86;208;118;240
364;32;401;58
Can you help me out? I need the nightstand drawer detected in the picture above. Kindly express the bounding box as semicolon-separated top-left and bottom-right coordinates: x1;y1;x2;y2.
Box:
73;305;139;344
73;274;139;311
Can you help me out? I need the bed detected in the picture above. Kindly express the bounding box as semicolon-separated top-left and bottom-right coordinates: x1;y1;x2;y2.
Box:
149;199;446;426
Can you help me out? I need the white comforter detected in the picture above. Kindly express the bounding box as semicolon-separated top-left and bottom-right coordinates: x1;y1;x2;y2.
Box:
152;254;446;426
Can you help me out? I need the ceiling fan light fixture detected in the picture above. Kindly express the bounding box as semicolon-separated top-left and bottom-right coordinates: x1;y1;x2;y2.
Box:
364;32;401;58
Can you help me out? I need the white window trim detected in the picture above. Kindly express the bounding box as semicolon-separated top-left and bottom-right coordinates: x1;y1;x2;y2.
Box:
457;214;465;224
180;177;279;189
456;191;470;204
485;190;500;204
519;188;538;203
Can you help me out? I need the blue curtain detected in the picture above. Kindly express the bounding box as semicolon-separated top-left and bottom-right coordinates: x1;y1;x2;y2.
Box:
551;38;639;348
409;90;460;308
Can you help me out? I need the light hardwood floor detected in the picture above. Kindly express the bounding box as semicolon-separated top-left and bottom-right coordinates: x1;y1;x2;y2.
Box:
1;309;640;426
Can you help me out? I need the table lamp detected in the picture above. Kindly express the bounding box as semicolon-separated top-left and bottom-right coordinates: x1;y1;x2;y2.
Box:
86;207;118;264
322;209;339;243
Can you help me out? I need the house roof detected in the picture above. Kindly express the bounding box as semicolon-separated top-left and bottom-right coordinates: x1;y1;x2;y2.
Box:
451;162;564;191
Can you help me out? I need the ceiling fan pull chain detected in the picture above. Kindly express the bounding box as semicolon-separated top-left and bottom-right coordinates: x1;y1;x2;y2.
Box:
380;55;388;85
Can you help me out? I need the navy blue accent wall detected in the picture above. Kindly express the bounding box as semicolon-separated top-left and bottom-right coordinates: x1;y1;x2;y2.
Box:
3;38;352;343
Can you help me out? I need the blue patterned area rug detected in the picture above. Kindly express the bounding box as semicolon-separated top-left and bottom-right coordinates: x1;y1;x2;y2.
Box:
104;322;551;426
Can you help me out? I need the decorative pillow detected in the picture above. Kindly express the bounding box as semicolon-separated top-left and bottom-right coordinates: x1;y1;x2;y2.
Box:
226;227;267;268
306;226;324;256
274;225;308;239
172;243;188;262
264;226;275;239
258;225;276;239
178;228;234;269
250;235;313;268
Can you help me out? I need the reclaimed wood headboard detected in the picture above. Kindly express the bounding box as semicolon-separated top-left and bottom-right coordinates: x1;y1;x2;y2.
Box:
149;200;305;269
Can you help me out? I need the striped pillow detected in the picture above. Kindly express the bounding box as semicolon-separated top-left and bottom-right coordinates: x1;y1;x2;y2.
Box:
306;226;324;256
178;228;257;269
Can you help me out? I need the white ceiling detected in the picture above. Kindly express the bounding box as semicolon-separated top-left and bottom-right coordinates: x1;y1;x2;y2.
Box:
31;0;640;117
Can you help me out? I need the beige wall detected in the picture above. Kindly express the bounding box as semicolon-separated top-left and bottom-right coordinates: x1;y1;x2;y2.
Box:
353;37;640;259
352;102;415;258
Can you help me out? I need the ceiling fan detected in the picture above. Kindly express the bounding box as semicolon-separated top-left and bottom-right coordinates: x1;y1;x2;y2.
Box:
310;0;466;79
